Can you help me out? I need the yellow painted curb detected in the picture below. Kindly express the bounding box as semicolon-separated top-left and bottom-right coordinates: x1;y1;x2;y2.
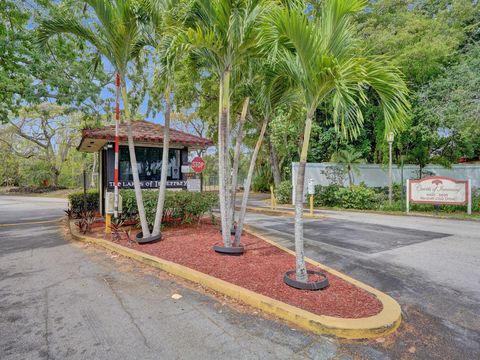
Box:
237;206;327;219
68;220;400;339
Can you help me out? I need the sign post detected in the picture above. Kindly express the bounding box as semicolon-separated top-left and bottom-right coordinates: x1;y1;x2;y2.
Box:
467;180;472;215
406;179;410;213
188;156;205;193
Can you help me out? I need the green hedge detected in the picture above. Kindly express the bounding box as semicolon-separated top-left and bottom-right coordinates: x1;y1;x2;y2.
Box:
314;184;378;210
275;181;292;204
120;190;218;226
68;190;99;216
313;184;479;213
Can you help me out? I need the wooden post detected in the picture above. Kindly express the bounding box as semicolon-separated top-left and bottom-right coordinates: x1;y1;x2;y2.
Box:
270;185;276;210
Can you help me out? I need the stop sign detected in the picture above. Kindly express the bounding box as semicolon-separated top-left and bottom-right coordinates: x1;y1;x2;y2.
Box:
191;156;205;173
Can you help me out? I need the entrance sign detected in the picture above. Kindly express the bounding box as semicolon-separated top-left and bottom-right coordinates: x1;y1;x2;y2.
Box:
406;176;471;214
108;180;187;189
191;156;205;173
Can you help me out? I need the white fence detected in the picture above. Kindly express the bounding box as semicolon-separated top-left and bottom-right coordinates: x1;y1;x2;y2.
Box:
292;162;480;202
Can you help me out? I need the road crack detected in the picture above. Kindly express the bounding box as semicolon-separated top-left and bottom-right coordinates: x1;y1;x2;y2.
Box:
103;277;151;350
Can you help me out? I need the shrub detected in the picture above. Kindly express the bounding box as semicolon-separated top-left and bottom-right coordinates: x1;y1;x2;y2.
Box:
251;166;273;192
313;184;342;207
275;181;292;204
9;185;67;194
314;184;377;209
337;185;378;209
68;190;99;216
121;190;218;227
372;183;403;202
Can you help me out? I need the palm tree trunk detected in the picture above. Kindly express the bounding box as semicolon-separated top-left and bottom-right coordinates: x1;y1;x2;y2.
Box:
230;97;249;228
234;117;268;246
348;166;353;187
152;87;171;236
294;114;313;283
218;70;232;247
120;82;151;238
268;135;281;187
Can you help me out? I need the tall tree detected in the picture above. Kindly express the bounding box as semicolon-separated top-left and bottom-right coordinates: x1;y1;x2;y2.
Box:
38;0;153;237
1;104;80;186
261;0;410;283
234;65;300;245
0;0;107;124
175;0;272;248
330;148;365;187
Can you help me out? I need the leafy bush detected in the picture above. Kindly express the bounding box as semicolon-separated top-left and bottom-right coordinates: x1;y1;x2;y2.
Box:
314;184;377;209
337;185;378;209
251;166;273;192
68;190;99;216
372;183;403;202
275;181;292;204
313;184;342;207
121;190;218;227
312;183;479;214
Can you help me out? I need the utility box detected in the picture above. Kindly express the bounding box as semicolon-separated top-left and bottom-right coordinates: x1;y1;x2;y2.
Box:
307;179;315;195
105;192;122;214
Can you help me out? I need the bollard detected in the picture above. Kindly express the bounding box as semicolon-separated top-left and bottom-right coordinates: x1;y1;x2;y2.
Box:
105;213;112;234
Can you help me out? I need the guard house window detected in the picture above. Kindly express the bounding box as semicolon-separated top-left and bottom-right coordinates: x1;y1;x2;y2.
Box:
119;146;181;181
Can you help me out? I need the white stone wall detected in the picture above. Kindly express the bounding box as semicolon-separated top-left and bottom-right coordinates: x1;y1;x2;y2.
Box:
292;162;480;202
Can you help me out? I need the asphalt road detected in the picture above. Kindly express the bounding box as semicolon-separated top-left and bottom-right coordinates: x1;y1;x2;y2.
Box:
0;196;342;360
1;195;479;359
244;206;480;359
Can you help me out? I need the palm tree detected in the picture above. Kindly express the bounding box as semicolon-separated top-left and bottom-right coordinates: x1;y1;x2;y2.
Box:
330;148;365;187
230;96;250;231
37;0;152;238
142;0;182;238
174;0;272;248
234;65;300;246
261;0;410;283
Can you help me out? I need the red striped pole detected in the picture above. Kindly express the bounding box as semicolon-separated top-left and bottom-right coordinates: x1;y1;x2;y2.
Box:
114;72;120;217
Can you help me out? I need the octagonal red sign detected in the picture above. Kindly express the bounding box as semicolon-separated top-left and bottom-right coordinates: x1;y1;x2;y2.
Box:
191;156;205;173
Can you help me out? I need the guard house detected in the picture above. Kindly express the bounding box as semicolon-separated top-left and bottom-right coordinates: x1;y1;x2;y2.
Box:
78;120;213;214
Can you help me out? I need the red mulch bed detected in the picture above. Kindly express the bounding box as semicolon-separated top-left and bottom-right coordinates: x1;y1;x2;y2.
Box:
89;219;382;318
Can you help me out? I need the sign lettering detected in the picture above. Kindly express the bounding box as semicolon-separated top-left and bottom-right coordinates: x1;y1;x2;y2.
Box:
108;180;187;189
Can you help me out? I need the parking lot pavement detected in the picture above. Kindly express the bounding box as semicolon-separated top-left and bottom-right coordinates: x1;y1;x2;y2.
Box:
244;211;480;359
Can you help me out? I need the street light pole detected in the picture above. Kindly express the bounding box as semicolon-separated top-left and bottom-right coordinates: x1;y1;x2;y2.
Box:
387;132;394;205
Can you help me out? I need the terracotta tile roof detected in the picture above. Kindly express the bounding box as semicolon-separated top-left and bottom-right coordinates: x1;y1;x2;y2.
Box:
81;120;213;148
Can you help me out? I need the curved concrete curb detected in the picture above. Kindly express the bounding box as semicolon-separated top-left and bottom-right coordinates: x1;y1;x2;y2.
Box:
237;206;327;219
68;220;401;339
